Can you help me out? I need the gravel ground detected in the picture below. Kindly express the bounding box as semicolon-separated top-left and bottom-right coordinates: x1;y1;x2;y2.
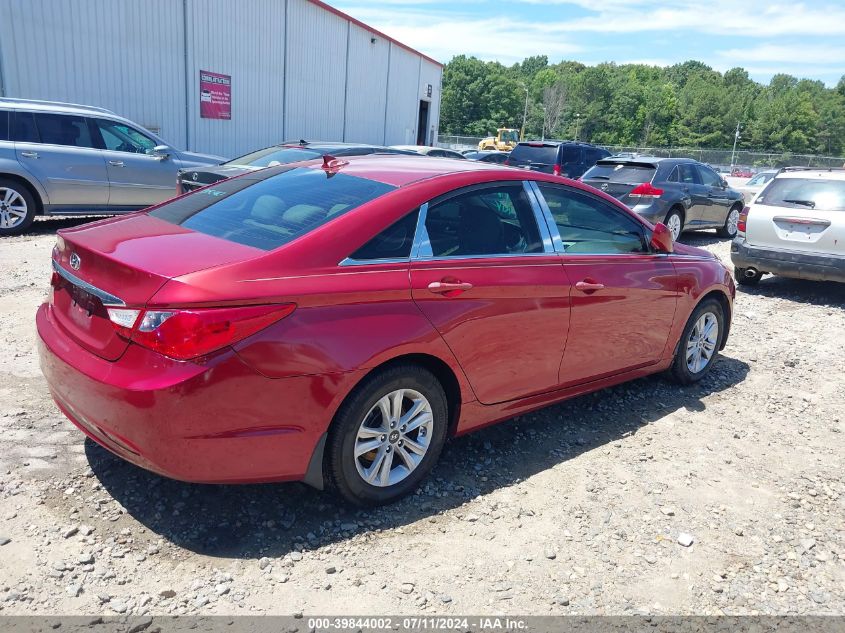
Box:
1;216;844;616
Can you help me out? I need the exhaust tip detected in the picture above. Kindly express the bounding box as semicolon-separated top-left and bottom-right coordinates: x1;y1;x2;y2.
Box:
745;268;759;278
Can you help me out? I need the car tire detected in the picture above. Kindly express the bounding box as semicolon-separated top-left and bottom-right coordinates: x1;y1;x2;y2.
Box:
0;179;37;236
326;364;449;506
668;298;724;385
717;205;742;238
664;208;684;242
735;267;763;286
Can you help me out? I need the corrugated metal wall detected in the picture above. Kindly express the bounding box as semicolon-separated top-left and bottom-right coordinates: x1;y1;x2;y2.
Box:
185;0;287;157
0;0;442;159
0;0;186;143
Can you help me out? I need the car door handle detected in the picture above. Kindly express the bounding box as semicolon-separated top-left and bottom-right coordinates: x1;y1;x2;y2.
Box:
108;160;125;167
428;281;473;294
20;151;38;158
575;280;605;292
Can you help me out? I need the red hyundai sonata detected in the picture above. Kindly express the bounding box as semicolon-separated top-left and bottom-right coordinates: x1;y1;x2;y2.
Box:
38;155;735;505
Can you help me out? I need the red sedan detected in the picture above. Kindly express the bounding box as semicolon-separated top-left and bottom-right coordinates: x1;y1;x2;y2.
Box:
38;155;735;505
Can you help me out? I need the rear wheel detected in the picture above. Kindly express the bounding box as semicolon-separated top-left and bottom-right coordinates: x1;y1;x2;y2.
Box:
0;179;36;236
668;298;724;385
326;364;448;506
735;267;763;286
717;205;741;238
665;208;684;242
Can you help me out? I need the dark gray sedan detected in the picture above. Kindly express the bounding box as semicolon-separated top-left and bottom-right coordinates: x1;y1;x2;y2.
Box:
580;157;744;240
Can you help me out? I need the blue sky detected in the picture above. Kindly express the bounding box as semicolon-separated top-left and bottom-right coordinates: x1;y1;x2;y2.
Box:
332;0;845;86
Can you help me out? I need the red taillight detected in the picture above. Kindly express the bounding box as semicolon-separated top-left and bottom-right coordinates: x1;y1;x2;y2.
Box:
629;182;664;198
106;304;296;361
553;164;562;177
737;206;749;233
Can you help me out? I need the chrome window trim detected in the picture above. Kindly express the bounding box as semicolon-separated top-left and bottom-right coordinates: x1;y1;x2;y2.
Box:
52;260;125;306
339;256;411;267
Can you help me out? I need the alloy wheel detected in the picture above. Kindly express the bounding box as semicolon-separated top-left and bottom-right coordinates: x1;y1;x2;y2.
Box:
666;213;682;241
0;188;28;229
725;208;739;236
686;312;719;374
354;389;434;487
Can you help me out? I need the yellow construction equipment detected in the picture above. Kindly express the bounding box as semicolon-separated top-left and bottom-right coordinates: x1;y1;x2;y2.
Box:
478;128;520;151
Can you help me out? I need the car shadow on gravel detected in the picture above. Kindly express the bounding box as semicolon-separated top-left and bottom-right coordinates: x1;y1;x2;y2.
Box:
86;355;750;559
677;231;728;247
737;276;845;308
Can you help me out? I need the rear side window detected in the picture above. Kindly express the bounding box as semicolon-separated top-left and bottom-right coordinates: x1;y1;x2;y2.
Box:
538;184;647;254
33;113;96;148
756;178;845;211
509;143;559;166
0;110;9;141
582;162;656;184
150;167;395;251
227;147;321;167
422;185;543;257
559;146;581;164
350;209;419;261
11;111;39;143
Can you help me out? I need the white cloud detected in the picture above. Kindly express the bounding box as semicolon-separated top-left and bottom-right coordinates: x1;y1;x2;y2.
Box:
718;44;845;65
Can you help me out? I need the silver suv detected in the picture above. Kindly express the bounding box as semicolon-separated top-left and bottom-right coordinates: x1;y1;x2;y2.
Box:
0;98;223;235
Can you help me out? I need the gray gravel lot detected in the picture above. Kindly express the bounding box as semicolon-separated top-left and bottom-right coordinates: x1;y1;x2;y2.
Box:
1;217;843;615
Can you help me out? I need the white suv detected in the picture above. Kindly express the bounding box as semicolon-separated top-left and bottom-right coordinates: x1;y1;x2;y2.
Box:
731;167;845;285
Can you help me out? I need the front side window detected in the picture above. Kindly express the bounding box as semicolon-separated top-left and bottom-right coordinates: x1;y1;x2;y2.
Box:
150;167;395;251
30;113;95;148
697;165;722;186
538;184;648;255
94;119;157;154
349;209;419;261
422;185;543;257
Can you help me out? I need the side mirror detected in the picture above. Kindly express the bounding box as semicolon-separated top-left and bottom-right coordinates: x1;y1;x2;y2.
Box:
650;222;674;253
720;178;729;188
151;145;171;160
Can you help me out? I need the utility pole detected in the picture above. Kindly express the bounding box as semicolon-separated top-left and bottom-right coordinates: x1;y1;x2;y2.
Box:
520;84;529;141
540;104;546;141
730;122;742;169
574;113;581;141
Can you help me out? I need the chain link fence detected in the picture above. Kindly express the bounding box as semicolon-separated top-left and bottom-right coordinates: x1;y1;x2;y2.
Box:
435;135;845;169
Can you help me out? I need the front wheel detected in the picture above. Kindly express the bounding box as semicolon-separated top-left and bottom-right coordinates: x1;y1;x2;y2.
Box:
326;365;448;506
717;206;741;238
668;299;724;385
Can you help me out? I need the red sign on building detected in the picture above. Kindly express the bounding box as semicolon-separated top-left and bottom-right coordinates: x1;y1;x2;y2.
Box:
199;71;231;120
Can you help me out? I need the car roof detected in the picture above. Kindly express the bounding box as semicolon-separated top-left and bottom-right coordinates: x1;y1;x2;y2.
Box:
0;97;117;117
775;168;845;180
294;154;509;187
515;140;604;148
596;156;696;167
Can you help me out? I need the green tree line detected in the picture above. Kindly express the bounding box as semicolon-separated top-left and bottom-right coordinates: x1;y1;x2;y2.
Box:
440;55;845;156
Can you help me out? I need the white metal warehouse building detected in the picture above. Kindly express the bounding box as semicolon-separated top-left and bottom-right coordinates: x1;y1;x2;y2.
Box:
0;0;443;159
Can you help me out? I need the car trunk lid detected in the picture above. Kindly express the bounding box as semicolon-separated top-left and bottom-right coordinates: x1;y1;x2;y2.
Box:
50;214;264;361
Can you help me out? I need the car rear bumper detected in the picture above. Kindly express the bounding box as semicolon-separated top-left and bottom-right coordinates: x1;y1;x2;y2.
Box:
731;238;845;283
37;302;359;484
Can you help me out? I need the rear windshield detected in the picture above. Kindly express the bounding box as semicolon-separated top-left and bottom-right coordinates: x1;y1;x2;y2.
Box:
226;146;322;167
510;143;559;165
756;178;845;212
150;167;395;250
582;162;656;183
